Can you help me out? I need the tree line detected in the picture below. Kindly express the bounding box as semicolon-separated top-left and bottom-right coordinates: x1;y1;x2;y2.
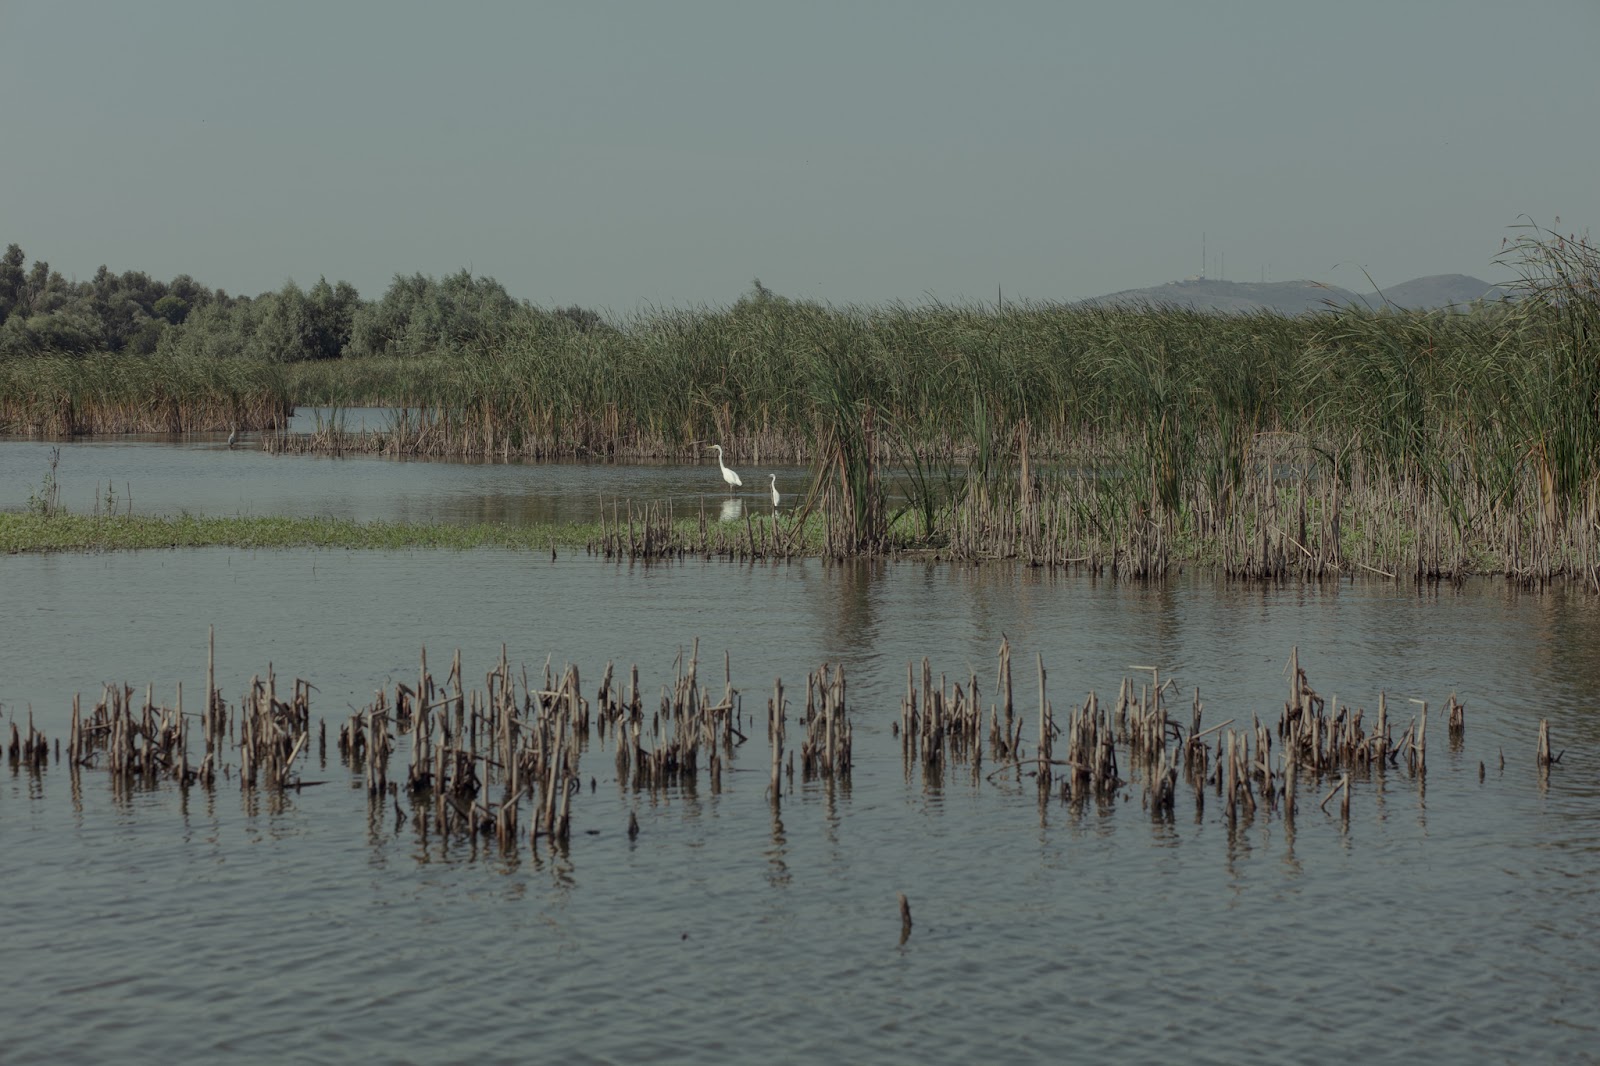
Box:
0;243;606;361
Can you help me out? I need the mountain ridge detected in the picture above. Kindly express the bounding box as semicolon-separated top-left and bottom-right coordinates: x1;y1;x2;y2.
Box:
1078;273;1511;315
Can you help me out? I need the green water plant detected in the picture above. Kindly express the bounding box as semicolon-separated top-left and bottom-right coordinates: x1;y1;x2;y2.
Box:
25;446;62;517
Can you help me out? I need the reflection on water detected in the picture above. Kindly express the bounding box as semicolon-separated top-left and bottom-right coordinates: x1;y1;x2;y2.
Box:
719;497;744;523
811;559;886;672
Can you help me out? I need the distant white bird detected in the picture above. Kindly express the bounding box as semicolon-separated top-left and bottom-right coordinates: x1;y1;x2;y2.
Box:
769;473;780;508
709;444;742;496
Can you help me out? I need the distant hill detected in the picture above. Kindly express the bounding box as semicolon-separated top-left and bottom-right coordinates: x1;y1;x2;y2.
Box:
1361;273;1511;310
1079;273;1511;315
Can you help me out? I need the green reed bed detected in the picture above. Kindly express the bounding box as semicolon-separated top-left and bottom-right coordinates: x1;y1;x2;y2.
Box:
8;291;1544;482
937;429;1596;586
0;353;293;435
259;297;1526;502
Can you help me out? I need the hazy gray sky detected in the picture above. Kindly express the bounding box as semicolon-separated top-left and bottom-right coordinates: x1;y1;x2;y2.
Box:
3;1;1596;310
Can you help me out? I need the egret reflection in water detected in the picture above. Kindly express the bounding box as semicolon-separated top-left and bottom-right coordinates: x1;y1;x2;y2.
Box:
720;497;744;522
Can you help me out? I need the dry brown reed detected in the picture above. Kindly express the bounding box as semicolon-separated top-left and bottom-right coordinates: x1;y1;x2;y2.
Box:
895;640;1497;830
798;663;851;782
8;709;50;772
23;634;1534;850
239;669;313;789
1446;693;1466;751
898;653;997;784
68;683;195;785
1536;719;1563;772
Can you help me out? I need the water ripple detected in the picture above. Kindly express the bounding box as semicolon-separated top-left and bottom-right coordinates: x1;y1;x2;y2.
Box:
3;556;1599;1063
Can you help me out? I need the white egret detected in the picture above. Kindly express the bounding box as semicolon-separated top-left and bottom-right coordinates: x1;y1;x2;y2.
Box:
769;474;780;508
709;444;742;495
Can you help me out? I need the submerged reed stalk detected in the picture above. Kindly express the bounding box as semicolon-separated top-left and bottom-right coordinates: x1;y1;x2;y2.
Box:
1536;719;1561;770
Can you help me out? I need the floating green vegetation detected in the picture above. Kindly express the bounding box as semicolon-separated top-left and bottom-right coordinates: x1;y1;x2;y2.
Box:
0;512;594;553
0;508;835;558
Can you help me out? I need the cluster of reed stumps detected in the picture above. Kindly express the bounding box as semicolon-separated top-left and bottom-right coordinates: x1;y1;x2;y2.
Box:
55;673;309;789
27;630;313;792
898;639;1559;823
10;632;1567;842
326;638;848;847
11;636;850;850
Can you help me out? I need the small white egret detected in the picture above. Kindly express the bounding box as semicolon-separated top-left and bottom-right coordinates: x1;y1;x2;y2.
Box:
769;474;780;508
709;444;742;495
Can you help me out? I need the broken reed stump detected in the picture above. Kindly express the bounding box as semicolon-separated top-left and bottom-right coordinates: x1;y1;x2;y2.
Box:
7;710;49;771
901;639;1033;789
898;892;913;945
1066;692;1122;799
1036;654;1052;791
1446;693;1466;750
1536;719;1562;770
1319;771;1352;822
799;663;851;782
1405;698;1428;774
770;677;785;801
68;682;202;787
237;667;312;789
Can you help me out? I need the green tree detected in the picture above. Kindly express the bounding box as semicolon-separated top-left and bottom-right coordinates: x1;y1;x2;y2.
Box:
246;282;316;362
348;270;528;357
154;294;190;325
0;244;24;325
306;276;360;358
156;299;254;360
167;274;210;309
23;260;68;316
0;308;103;355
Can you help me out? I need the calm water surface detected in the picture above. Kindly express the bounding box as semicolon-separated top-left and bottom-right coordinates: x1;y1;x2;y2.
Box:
2;434;1598;1064
0;413;814;526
